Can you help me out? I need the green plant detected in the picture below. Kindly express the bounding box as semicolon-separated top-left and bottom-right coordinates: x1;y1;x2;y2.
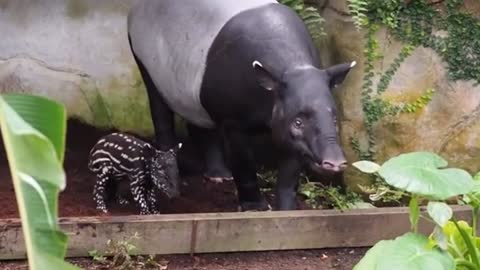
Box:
347;0;369;30
89;232;139;269
88;232;166;270
298;174;370;210
348;0;480;162
0;93;80;269
353;151;480;270
257;168;368;210
279;0;326;41
357;177;405;205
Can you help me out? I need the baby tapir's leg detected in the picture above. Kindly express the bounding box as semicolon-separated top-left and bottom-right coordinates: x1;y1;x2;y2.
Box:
130;173;151;215
147;188;160;214
93;170;111;213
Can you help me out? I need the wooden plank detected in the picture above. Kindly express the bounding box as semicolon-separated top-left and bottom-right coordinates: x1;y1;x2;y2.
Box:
0;206;476;260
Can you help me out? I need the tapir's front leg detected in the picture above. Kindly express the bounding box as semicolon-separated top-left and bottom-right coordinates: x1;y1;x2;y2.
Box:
275;156;302;210
130;174;151;215
223;129;270;211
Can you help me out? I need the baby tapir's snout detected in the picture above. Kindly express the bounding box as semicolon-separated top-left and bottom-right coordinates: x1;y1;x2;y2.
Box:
151;142;183;199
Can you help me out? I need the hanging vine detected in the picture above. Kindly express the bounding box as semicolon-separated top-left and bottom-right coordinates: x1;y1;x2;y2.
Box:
347;0;480;162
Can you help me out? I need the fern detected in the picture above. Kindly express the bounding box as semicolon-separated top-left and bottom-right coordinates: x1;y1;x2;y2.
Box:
300;6;326;41
347;0;369;30
280;0;326;41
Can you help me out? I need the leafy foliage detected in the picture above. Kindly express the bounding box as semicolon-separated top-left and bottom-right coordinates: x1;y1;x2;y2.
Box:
354;233;455;270
377;152;473;200
428;202;453;228
0;94;79;269
279;0;326;41
88;232;166;270
347;0;369;30
298;178;370;210
353;151;480;269
257;168;368;210
349;0;480;162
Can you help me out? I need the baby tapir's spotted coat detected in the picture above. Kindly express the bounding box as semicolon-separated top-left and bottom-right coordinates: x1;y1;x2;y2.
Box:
88;132;182;215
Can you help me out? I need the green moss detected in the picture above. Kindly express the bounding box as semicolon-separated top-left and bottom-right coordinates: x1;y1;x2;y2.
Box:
350;0;480;163
66;0;88;19
103;69;154;137
77;67;194;139
80;84;112;129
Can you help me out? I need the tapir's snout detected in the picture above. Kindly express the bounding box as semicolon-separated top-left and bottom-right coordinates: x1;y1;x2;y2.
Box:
321;159;348;172
308;140;348;174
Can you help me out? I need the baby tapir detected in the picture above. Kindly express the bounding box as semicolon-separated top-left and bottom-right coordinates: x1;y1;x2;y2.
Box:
88;132;182;215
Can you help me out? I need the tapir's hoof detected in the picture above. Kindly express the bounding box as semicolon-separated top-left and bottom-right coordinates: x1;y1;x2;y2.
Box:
97;209;110;216
203;173;234;183
238;201;272;212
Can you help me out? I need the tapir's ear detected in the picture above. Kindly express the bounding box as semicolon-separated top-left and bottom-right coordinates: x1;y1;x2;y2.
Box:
252;60;279;91
325;61;356;89
170;142;182;155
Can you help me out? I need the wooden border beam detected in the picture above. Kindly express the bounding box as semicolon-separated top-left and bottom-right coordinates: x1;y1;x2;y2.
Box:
0;206;477;260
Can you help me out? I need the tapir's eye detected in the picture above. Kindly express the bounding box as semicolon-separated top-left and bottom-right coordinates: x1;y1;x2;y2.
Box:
294;118;303;128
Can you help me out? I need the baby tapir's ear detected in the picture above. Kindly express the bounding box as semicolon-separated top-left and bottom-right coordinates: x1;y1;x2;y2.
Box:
169;143;182;155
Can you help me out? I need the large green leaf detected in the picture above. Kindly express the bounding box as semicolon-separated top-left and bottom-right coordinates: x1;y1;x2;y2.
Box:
409;197;420;232
429;221;480;260
3;93;66;163
354;233;455;270
427;202;453;228
452;220;480;268
464;172;480;208
378;152;474;200
353;239;391;269
352;160;381;173
0;94;80;270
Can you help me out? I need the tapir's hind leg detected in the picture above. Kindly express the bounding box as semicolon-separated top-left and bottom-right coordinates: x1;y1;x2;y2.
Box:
128;35;176;150
187;124;233;183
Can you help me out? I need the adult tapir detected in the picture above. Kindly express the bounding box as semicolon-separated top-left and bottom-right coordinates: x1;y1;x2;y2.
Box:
127;0;356;211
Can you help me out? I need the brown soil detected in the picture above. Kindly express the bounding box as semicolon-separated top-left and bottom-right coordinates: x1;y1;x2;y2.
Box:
0;120;369;269
0;248;368;270
0;119;317;218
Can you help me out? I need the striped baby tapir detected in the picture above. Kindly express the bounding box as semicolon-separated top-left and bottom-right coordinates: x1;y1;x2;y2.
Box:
88;132;182;215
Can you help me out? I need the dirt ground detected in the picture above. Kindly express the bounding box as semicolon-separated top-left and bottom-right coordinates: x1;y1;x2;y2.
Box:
0;120;368;270
0;120;324;219
0;248;368;270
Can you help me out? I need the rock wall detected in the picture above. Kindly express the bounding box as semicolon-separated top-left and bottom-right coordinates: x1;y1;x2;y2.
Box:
313;0;480;188
0;0;155;136
2;0;480;189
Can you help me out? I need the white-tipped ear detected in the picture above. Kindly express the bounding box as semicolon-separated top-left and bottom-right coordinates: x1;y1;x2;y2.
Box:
252;60;279;91
252;60;263;68
325;61;356;89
